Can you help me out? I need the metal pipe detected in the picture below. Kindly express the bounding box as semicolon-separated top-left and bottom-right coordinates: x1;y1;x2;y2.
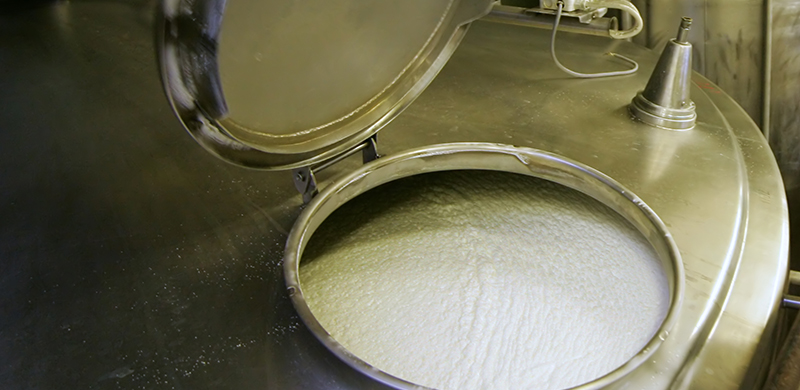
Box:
783;271;800;308
783;295;800;309
789;270;800;286
620;9;633;41
762;0;772;138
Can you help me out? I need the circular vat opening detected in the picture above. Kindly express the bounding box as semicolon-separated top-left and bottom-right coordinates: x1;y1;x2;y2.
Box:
296;169;673;390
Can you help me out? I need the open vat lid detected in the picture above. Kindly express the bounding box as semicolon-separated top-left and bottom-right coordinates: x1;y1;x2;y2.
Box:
158;0;494;170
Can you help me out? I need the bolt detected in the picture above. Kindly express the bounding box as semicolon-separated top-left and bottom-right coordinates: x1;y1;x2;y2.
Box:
676;17;692;43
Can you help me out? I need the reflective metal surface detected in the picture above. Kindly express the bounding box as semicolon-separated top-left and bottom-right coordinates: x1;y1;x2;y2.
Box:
0;1;788;389
630;4;800;380
157;0;492;169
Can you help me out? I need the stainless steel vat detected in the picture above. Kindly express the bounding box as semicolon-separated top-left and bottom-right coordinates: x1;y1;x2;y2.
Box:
283;144;684;389
0;1;789;389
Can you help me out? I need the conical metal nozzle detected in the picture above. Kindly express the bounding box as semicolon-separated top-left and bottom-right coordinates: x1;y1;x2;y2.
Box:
630;17;696;130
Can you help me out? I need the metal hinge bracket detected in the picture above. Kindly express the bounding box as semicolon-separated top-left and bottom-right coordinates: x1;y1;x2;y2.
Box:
292;135;380;204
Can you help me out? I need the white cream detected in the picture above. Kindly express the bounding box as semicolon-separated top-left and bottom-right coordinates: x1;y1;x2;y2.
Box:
300;171;670;390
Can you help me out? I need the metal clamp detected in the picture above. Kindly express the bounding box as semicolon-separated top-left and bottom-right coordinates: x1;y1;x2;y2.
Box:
484;4;614;38
292;136;380;204
539;0;643;39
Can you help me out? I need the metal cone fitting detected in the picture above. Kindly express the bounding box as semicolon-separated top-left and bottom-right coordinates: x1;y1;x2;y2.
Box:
630;17;696;130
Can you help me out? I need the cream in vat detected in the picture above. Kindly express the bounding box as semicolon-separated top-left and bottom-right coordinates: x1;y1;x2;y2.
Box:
293;160;680;390
156;0;788;389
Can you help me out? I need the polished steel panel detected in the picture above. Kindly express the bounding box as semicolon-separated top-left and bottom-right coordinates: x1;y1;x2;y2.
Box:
632;3;800;356
0;2;788;389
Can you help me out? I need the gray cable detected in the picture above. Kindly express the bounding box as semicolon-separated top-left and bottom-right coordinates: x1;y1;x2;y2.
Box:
550;1;639;78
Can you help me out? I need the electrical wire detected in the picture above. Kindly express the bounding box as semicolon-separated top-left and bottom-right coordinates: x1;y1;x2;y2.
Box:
550;1;639;78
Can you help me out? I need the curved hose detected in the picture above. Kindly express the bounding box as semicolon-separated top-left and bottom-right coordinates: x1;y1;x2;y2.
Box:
588;0;643;39
550;1;638;78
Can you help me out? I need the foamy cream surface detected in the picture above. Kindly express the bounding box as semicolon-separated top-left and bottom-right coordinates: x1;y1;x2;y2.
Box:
300;171;669;390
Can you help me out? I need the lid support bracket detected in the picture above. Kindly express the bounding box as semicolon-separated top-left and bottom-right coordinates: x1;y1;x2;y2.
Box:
292;135;380;204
